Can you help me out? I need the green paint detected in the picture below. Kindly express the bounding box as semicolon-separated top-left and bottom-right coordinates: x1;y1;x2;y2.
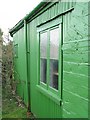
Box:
10;1;89;118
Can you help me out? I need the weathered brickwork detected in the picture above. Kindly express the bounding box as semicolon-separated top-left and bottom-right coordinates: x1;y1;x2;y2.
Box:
0;41;2;60
0;38;2;120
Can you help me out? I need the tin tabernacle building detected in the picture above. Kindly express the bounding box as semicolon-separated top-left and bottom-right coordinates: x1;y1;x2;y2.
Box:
9;1;89;118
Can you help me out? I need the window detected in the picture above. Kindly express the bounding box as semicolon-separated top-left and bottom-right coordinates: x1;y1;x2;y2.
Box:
40;32;48;84
14;44;18;58
39;26;61;90
50;27;59;90
37;17;62;104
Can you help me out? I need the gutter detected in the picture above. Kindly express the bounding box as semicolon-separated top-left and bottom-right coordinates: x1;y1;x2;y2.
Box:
9;1;49;36
24;20;31;111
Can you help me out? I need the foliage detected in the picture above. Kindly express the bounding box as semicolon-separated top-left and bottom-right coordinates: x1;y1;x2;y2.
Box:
2;40;13;89
0;28;3;120
0;27;35;119
0;28;3;59
2;87;27;118
0;28;34;119
0;28;3;40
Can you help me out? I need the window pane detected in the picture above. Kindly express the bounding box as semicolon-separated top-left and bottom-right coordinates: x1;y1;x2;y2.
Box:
50;28;59;90
40;32;47;84
40;32;47;58
50;28;59;59
40;59;47;83
14;44;18;58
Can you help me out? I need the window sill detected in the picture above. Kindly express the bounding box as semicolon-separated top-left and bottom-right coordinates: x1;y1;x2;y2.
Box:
36;85;62;106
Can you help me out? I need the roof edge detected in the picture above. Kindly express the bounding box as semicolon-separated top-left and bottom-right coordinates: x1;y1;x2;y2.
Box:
9;1;49;36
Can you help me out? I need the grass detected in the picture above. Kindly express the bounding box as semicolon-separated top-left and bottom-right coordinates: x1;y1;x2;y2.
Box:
2;84;34;119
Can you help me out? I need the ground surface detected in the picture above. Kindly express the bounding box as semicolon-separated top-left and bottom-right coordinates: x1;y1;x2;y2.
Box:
2;83;34;119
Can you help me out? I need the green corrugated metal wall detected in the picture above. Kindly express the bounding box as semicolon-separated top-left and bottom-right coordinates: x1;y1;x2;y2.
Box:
12;1;89;118
13;28;28;105
63;2;88;117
